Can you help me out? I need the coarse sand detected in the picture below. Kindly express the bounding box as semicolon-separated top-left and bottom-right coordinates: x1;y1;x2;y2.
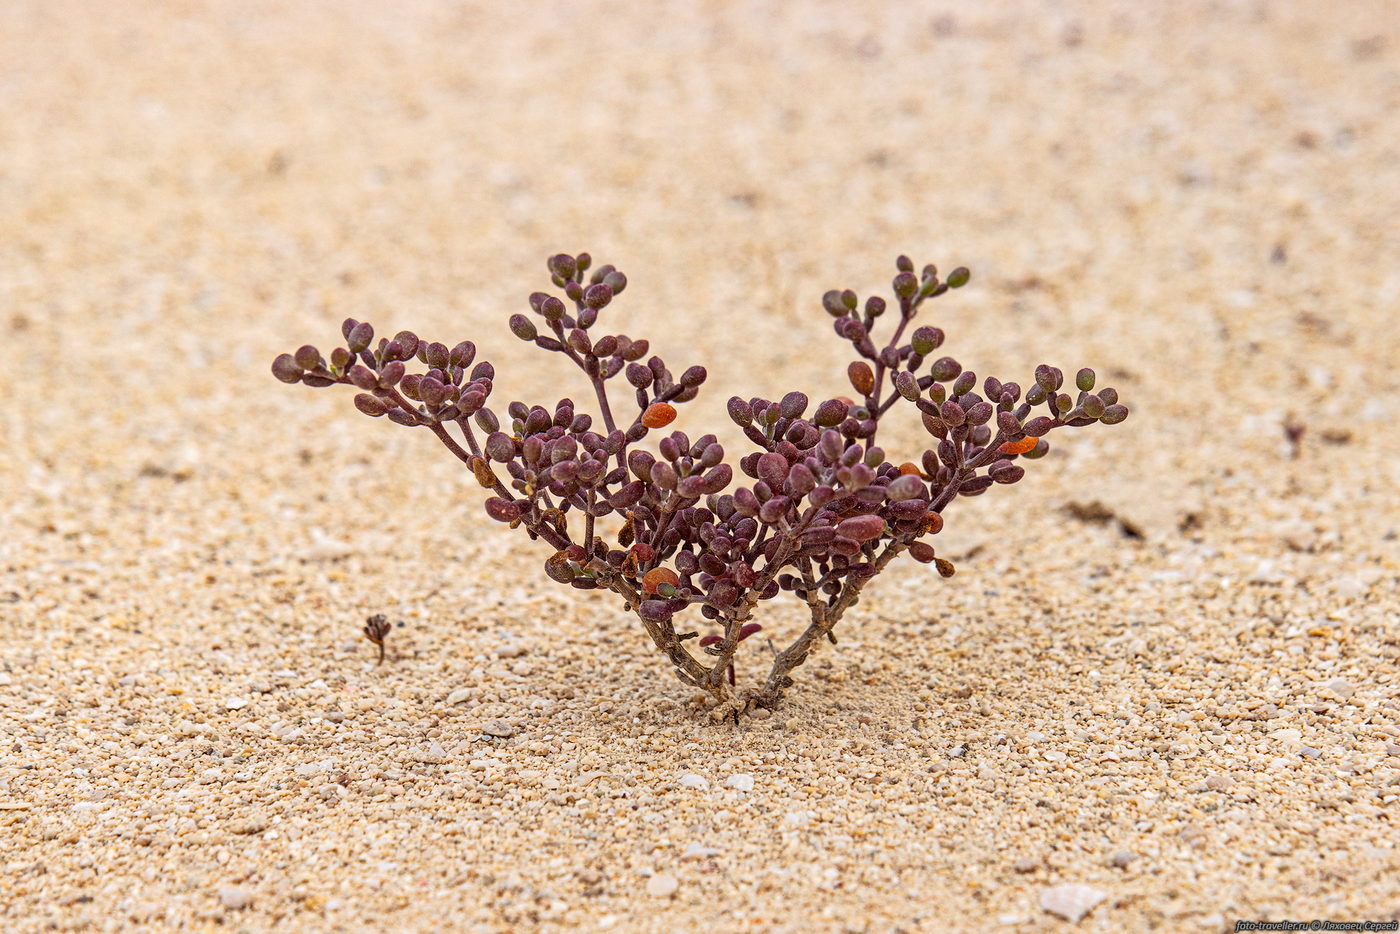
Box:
3;1;1398;931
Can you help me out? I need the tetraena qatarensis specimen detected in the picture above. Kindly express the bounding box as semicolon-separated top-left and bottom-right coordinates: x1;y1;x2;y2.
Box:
273;253;1128;713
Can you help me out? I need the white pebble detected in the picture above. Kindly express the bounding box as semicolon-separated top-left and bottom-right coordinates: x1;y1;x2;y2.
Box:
445;688;472;706
680;842;722;861
725;774;754;792
1333;575;1367;599
646;873;679;897
1247;559;1281;583
224;696;248;710
218;885;254;910
1326;678;1356;699
411;742;448;763
1039;883;1106;923
678;774;710;791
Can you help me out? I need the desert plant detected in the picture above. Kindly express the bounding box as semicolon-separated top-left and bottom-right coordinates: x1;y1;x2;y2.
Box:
273;253;1128;713
362;613;393;665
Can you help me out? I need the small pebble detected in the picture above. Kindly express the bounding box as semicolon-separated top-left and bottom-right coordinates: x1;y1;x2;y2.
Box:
680;842;722;861
1109;850;1137;869
483;720;516;738
678;774;710;791
218;885;254;910
1247;559;1281;584
725;774;754;792
646;873;678;897
1325;678;1355;699
1039;883;1106;923
445;688;473;706
224;696;248;710
1333;575;1368;599
412;742;448;763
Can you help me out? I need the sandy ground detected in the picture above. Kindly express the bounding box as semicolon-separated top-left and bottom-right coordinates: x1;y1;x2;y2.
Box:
3;1;1399;930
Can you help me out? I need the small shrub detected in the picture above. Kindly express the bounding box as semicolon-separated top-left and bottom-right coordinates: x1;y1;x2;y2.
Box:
274;253;1127;712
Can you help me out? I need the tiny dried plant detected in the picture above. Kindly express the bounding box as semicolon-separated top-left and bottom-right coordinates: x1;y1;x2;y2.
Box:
274;253;1128;713
362;613;393;665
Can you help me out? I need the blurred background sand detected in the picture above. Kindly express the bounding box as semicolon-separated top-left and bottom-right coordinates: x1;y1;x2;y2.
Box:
2;1;1397;930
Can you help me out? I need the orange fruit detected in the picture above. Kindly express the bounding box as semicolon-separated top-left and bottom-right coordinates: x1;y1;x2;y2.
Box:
642;402;676;428
999;436;1038;455
847;362;875;396
642;567;680;594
